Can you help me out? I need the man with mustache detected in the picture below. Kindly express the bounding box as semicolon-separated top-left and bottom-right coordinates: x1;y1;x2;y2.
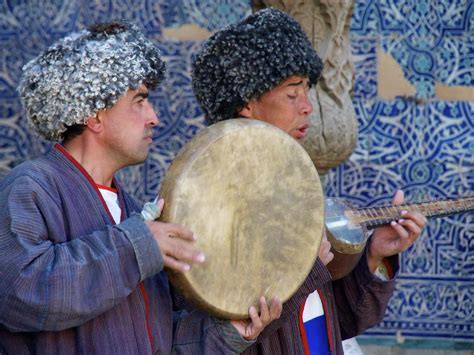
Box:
0;21;281;354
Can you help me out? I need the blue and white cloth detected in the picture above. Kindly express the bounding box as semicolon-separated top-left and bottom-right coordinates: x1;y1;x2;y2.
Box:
300;290;331;355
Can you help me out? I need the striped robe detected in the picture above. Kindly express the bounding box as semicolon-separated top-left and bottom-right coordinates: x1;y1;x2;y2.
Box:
241;244;399;354
0;145;249;354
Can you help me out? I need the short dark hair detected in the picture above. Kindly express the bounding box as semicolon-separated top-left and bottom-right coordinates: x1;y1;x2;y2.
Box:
61;124;87;144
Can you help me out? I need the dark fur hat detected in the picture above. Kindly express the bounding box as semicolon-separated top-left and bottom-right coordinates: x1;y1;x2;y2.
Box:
192;8;323;124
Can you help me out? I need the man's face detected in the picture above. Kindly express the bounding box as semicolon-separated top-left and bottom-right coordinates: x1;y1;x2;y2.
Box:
99;84;158;167
239;75;313;140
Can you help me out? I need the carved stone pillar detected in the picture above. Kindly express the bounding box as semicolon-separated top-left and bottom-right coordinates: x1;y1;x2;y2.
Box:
253;0;358;175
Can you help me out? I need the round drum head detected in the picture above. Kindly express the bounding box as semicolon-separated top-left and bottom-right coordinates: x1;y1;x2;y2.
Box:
159;119;324;319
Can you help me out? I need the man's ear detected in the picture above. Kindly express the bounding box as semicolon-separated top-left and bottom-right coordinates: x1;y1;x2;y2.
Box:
238;102;253;119
85;113;103;133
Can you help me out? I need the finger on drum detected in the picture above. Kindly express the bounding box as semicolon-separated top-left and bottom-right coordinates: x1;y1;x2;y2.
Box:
169;239;205;264
167;223;195;240
164;255;191;273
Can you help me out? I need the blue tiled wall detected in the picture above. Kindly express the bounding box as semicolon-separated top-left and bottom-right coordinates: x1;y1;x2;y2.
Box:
0;0;472;345
327;0;473;344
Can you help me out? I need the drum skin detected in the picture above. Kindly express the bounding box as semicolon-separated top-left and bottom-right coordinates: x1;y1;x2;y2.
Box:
159;119;324;319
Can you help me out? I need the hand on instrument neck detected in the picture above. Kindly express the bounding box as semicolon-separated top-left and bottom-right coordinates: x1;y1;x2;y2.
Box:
368;190;427;274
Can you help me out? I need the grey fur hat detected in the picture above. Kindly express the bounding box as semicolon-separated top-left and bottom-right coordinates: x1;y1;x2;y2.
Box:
192;8;323;125
19;21;166;141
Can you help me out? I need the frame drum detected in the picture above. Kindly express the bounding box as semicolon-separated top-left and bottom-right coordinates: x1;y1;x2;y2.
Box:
159;119;324;319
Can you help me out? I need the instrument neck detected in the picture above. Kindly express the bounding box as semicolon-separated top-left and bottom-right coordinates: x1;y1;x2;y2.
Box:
352;196;474;229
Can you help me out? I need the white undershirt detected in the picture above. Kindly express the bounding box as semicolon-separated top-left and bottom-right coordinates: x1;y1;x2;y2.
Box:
98;188;121;224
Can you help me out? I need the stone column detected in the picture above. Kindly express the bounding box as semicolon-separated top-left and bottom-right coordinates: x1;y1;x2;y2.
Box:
253;0;358;176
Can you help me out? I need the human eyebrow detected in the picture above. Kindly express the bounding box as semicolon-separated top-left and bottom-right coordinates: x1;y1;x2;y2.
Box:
286;80;304;87
286;80;311;90
132;92;149;101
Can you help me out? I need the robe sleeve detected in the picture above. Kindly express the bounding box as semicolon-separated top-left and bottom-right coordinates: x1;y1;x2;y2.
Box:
332;247;399;339
0;175;162;332
171;290;255;354
172;312;256;354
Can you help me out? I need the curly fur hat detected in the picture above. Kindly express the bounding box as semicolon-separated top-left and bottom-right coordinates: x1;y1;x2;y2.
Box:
192;8;323;125
19;21;166;141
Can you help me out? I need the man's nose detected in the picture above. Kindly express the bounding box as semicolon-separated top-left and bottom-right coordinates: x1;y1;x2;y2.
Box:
300;94;313;115
146;102;159;126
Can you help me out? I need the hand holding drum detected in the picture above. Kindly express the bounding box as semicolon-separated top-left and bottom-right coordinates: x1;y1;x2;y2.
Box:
157;119;325;319
154;119;324;319
142;194;283;338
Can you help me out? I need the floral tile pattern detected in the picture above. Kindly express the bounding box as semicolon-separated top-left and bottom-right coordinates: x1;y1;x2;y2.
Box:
326;0;473;343
351;0;474;98
0;0;472;345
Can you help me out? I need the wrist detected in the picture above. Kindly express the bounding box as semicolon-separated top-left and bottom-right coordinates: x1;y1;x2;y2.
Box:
375;259;395;280
367;247;384;274
216;319;255;352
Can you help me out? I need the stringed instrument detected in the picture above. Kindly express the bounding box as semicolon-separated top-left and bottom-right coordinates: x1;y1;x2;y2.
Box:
325;196;474;279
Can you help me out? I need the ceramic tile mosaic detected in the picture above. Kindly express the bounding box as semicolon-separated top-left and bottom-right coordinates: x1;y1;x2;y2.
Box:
351;34;379;100
160;0;251;31
325;0;474;344
0;0;472;345
352;0;474;98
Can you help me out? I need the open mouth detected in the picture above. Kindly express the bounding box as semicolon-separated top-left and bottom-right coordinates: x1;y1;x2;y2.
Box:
295;124;309;139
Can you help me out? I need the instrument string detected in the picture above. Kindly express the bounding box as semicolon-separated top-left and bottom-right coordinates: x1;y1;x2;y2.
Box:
352;196;474;228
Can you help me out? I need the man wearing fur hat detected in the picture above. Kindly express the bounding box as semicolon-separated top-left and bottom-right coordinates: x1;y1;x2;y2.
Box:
192;8;427;354
0;21;282;353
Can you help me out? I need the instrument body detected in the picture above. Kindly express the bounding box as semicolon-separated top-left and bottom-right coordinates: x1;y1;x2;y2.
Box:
325;196;474;279
325;198;367;280
159;119;324;319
